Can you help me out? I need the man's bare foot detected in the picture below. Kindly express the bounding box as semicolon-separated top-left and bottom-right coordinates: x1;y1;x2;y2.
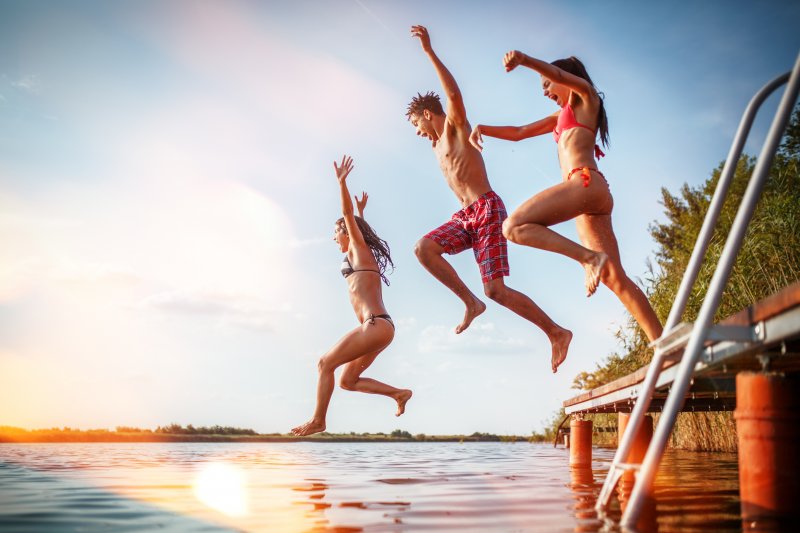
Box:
584;252;608;297
291;419;326;437
455;298;487;334
395;390;413;416
551;328;572;373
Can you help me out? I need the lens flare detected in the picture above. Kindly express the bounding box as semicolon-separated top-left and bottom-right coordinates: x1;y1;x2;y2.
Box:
193;462;249;517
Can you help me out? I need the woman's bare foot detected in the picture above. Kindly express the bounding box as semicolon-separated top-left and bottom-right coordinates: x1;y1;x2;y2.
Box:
395;390;413;416
291;418;326;437
551;328;572;373
584;252;608;297
455;298;487;334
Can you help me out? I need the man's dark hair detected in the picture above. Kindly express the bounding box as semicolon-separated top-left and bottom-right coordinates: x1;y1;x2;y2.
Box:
406;91;443;120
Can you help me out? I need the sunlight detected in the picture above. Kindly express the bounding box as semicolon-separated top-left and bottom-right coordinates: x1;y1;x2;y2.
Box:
193;462;249;517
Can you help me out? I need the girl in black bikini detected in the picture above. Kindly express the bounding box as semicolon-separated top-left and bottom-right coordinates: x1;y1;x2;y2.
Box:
291;155;412;437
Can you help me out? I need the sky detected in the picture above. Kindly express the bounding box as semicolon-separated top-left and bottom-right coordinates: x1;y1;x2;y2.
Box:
1;0;799;436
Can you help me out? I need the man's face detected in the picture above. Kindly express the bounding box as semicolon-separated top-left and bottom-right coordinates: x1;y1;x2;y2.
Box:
409;111;437;145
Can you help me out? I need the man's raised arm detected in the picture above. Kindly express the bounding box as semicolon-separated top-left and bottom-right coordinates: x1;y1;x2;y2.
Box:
411;25;467;126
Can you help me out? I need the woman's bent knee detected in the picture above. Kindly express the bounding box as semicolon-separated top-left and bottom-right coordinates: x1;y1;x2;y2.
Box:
339;376;357;391
318;356;335;374
501;218;518;242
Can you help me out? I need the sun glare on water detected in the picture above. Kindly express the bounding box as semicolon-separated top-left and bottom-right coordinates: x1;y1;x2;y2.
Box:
193;462;249;517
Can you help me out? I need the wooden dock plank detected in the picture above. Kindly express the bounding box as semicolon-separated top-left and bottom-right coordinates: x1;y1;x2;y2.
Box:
563;281;800;410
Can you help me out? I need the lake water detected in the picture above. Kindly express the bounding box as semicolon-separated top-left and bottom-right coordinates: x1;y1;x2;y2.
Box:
0;442;742;532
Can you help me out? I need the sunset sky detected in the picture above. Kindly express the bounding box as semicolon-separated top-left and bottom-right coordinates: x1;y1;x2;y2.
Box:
2;0;799;435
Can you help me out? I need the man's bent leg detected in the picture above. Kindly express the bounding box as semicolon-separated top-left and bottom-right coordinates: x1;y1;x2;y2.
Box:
415;236;486;334
483;277;573;373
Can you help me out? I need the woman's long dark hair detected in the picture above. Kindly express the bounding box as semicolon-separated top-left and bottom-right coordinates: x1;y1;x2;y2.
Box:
550;56;609;149
337;216;394;286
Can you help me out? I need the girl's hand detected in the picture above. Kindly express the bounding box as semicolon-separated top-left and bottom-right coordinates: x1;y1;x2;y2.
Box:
469;125;483;152
355;191;368;218
503;50;525;72
334;155;354;183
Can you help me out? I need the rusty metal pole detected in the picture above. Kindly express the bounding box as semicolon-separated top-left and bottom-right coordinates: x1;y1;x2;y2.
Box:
618;413;654;463
569;418;593;467
735;372;800;523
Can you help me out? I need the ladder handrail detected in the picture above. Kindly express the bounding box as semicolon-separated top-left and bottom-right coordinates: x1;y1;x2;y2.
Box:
662;71;791;330
595;68;794;514
621;51;800;528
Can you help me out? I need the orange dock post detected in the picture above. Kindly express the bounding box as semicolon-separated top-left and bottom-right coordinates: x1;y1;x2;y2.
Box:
617;413;654;463
569;418;593;467
734;372;800;524
617;413;656;530
617;413;654;506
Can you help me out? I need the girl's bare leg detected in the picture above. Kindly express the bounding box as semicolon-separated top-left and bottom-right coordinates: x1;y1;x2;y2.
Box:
575;213;663;342
291;321;394;436
503;174;612;296
340;336;413;416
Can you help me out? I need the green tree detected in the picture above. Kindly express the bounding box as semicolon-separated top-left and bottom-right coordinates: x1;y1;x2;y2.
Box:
566;108;800;451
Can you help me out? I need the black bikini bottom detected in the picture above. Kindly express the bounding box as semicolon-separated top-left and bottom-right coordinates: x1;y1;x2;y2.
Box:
365;313;394;329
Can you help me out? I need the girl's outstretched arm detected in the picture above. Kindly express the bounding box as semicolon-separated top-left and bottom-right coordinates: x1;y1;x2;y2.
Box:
355;191;368;220
335;155;367;250
469;112;559;151
504;50;594;100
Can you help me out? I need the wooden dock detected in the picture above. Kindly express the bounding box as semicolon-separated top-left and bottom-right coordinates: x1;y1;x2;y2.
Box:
563;281;800;416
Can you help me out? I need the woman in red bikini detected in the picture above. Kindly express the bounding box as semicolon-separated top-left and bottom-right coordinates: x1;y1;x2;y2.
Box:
291;155;412;437
469;52;662;342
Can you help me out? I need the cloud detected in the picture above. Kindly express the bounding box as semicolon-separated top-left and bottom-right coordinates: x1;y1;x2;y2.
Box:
394;317;417;329
289;237;329;249
418;322;528;355
130;1;402;145
140;289;286;332
51;260;142;286
12;74;41;93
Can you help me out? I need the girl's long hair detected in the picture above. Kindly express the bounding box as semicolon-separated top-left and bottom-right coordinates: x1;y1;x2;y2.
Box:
337;216;394;286
551;56;609;149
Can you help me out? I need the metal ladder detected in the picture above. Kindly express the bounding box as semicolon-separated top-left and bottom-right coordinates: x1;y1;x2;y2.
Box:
595;51;800;529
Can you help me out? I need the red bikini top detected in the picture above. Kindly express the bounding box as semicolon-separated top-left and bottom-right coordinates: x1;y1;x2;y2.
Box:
553;104;605;159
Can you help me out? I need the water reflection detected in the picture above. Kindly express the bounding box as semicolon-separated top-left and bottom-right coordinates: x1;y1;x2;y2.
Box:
0;442;747;532
291;478;414;532
568;466;602;532
293;479;333;529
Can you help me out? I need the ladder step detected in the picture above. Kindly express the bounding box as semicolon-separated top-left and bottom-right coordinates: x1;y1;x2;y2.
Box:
613;462;641;471
649;322;693;355
649;322;757;356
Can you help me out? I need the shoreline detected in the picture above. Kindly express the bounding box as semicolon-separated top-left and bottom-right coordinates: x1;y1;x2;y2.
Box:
0;427;537;444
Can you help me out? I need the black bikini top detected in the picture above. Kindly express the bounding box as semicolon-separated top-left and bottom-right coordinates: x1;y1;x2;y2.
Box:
341;255;380;278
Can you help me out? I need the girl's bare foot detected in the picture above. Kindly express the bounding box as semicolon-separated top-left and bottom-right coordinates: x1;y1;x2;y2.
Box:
584;252;608;297
291;418;326;437
456;298;487;334
395;390;413;416
551;328;572;373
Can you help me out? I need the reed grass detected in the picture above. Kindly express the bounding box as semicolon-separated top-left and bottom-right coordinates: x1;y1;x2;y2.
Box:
565;108;800;452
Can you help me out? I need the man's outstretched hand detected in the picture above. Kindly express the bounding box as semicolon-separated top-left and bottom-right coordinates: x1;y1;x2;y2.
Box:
411;25;432;53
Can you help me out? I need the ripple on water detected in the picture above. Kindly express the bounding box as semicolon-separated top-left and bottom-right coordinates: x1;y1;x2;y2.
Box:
0;442;744;532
